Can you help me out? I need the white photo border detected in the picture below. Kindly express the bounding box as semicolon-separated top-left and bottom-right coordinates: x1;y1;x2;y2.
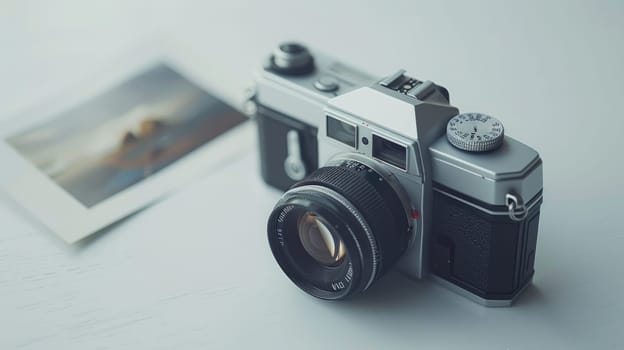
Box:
0;42;253;243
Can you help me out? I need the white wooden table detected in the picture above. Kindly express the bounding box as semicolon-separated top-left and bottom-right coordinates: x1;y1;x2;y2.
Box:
1;1;623;348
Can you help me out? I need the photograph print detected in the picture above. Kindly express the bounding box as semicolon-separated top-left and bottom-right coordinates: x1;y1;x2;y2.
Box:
6;63;247;208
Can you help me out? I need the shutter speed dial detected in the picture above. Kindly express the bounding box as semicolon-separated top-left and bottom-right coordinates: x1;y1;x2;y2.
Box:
446;113;505;152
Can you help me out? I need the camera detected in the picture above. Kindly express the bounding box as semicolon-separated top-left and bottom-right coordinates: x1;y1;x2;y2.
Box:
249;42;543;306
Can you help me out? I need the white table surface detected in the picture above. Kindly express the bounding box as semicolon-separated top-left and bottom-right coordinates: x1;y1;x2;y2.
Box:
1;1;623;349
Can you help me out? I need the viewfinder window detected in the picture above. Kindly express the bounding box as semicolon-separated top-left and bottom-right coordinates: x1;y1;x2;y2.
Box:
326;116;356;148
372;135;407;170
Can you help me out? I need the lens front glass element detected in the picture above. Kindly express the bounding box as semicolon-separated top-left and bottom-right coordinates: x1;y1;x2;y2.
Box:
297;212;346;266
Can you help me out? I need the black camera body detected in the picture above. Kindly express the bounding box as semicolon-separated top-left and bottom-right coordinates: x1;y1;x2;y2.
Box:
251;42;543;306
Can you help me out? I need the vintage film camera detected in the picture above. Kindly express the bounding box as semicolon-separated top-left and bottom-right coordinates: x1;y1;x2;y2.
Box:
249;42;543;306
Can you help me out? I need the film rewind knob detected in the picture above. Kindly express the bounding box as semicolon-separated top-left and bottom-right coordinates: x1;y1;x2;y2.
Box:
284;130;306;181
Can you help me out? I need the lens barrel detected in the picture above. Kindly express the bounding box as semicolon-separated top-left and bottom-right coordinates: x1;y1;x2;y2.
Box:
267;159;410;299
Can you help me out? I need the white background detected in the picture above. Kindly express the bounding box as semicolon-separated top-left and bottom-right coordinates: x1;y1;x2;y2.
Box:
1;1;623;349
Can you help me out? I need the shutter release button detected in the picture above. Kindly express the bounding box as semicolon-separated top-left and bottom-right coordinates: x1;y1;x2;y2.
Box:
314;76;339;92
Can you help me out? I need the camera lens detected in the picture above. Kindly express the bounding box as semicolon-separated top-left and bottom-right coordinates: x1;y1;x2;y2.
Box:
270;42;315;76
297;212;346;266
267;159;410;300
